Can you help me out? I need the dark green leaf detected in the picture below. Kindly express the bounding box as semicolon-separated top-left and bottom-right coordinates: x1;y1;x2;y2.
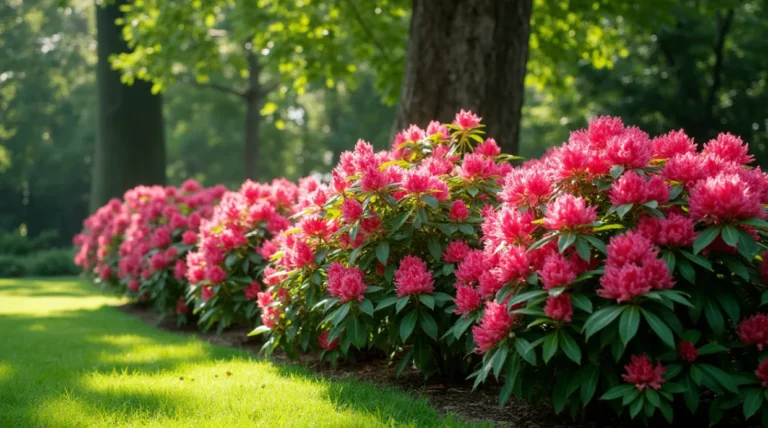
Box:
600;384;636;401
678;250;713;271
542;332;559;364
693;226;721;254
676;256;696;284
419;311;438;340
744;388;763;419
559;330;582;364
558;233;577;253
347;317;367;347
581;366;599;406
376;296;399;311
422;194;439;208
515;338;537;366
697;343;727;355
418;294;435;309
662;250;676;273
610;164;624;179
570;293;593;313
396;296;410;313
584;306;624;339
617;203;634;219
400;310;418;342
493;346;509;378
619;306;640;345
427;237;443;263
574;238;591;261
640;308;675;348
738;227;758;260
359;299;374;316
704;299;725;336
721;225;740;247
583;235;607;254
376;241;390;265
698;363;739;393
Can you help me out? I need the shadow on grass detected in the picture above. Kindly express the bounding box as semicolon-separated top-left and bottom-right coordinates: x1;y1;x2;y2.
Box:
0;301;463;427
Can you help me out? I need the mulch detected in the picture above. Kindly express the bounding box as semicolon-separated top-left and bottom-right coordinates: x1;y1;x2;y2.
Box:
116;302;643;427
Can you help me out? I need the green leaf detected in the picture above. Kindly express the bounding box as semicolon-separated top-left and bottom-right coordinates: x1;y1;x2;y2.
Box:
629;395;644;419
558;233;577;253
676;256;696;284
419;311;438;340
584;306;624;339
574;238;591;261
418;294;435;309
559;330;581;364
761;291;768;306
400;310;418;342
721;224;740;247
684;376;699;413
704;299;725;336
347;317;367;347
528;234;556;252
542;332;559;364
359;299;374;316
739;218;768;228
698;363;739;393
693;226;721;254
452;316;473;339
617;203;634;219
645;388;660;407
661;250;676;273
332;302;351;326
248;325;271;336
610;165;624;179
583;235;607;254
697;343;727;355
492;346;509;378
743;388;764;419
376;241;390;265
738;228;758;260
724;256;749;281
679;250;713;271
499;355;520;407
570;293;593;313
640;308;675;348
458;224;475;235
506;290;548;308
422;194;439;208
376;296;398;311
514;338;537;366
619;306;640;345
600;384;636;401
396;296;410;313
581;366;599;406
427;237;443;263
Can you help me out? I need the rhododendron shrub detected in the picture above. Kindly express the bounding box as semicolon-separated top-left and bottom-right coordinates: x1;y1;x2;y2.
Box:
469;118;768;425
75;181;225;321
251;112;519;373
185;178;303;332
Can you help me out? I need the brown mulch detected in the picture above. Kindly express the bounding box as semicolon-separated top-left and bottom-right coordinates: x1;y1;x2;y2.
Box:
117;302;637;427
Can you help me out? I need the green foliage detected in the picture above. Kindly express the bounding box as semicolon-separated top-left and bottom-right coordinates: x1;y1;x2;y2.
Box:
23;249;78;277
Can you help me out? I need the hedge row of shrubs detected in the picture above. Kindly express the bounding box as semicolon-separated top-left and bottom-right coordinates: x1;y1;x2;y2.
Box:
0;230;78;277
75;112;768;425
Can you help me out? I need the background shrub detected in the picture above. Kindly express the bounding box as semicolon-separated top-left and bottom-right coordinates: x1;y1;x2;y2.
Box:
0;255;26;277
24;249;78;277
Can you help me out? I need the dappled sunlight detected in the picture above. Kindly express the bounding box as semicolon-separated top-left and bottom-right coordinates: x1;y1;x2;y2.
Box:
0;277;122;316
0;278;465;427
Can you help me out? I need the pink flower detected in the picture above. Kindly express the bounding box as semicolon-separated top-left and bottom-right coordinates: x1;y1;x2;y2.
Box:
206;265;227;284
678;340;698;362
150;226;172;248
449;200;469;221
476;138;501;157
341;199;363;223
755;360;768;387
360;166;389;192
622;355;666;391
394;255;434;296
657;213;697;247
609;172;669;206
738;314;768;350
443;240;471;263
176;298;189;315
299;215;332;239
454;285;482;315
689;173;763;222
128;279;140;292
456;250;491;285
490;207;536;246
605;127;652;168
327;262;367;302
652;129;696;159
570;116;625;150
426;120;450;140
494;246;530;285
257;291;280;328
244;281;261;301
472;302;515;354
182;230;198;245
704;133;754;164
453;109;481;130
173;259;186;280
202;286;214;301
458;153;496;180
543;194;597;230
538;253;578;290
544;293;573;322
663;152;705;187
318;331;340;351
501;167;553;208
598;232;674;302
477;270;505;299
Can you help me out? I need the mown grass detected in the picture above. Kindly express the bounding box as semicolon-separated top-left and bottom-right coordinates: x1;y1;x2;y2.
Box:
0;277;479;427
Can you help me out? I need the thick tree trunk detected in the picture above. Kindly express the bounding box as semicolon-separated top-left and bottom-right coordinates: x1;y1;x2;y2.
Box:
244;52;261;180
393;0;532;155
90;0;166;212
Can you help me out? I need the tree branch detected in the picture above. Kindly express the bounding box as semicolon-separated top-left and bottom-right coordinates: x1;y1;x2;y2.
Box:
705;8;735;124
342;0;393;62
179;75;247;98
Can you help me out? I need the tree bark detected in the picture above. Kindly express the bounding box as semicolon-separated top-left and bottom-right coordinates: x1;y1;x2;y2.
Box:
90;0;166;212
393;0;532;155
244;51;262;180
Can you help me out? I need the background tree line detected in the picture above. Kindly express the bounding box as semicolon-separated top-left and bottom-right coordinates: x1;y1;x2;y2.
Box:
1;0;765;246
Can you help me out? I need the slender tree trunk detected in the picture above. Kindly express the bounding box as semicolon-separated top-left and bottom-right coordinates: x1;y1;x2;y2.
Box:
90;0;165;212
244;52;261;180
393;0;532;155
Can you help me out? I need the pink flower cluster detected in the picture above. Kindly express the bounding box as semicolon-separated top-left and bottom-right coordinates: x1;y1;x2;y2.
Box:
598;232;674;303
327;262;367;302
622;354;666;391
472;301;515;353
394;255;434;296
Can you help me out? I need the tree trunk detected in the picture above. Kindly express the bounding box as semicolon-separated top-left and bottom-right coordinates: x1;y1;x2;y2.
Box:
393;0;532;155
244;52;261;180
90;0;166;212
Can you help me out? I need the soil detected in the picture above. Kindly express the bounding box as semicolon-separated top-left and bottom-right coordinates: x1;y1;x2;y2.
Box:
115;302;648;427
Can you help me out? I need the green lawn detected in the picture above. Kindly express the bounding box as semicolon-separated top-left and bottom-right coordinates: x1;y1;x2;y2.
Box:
0;277;475;427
